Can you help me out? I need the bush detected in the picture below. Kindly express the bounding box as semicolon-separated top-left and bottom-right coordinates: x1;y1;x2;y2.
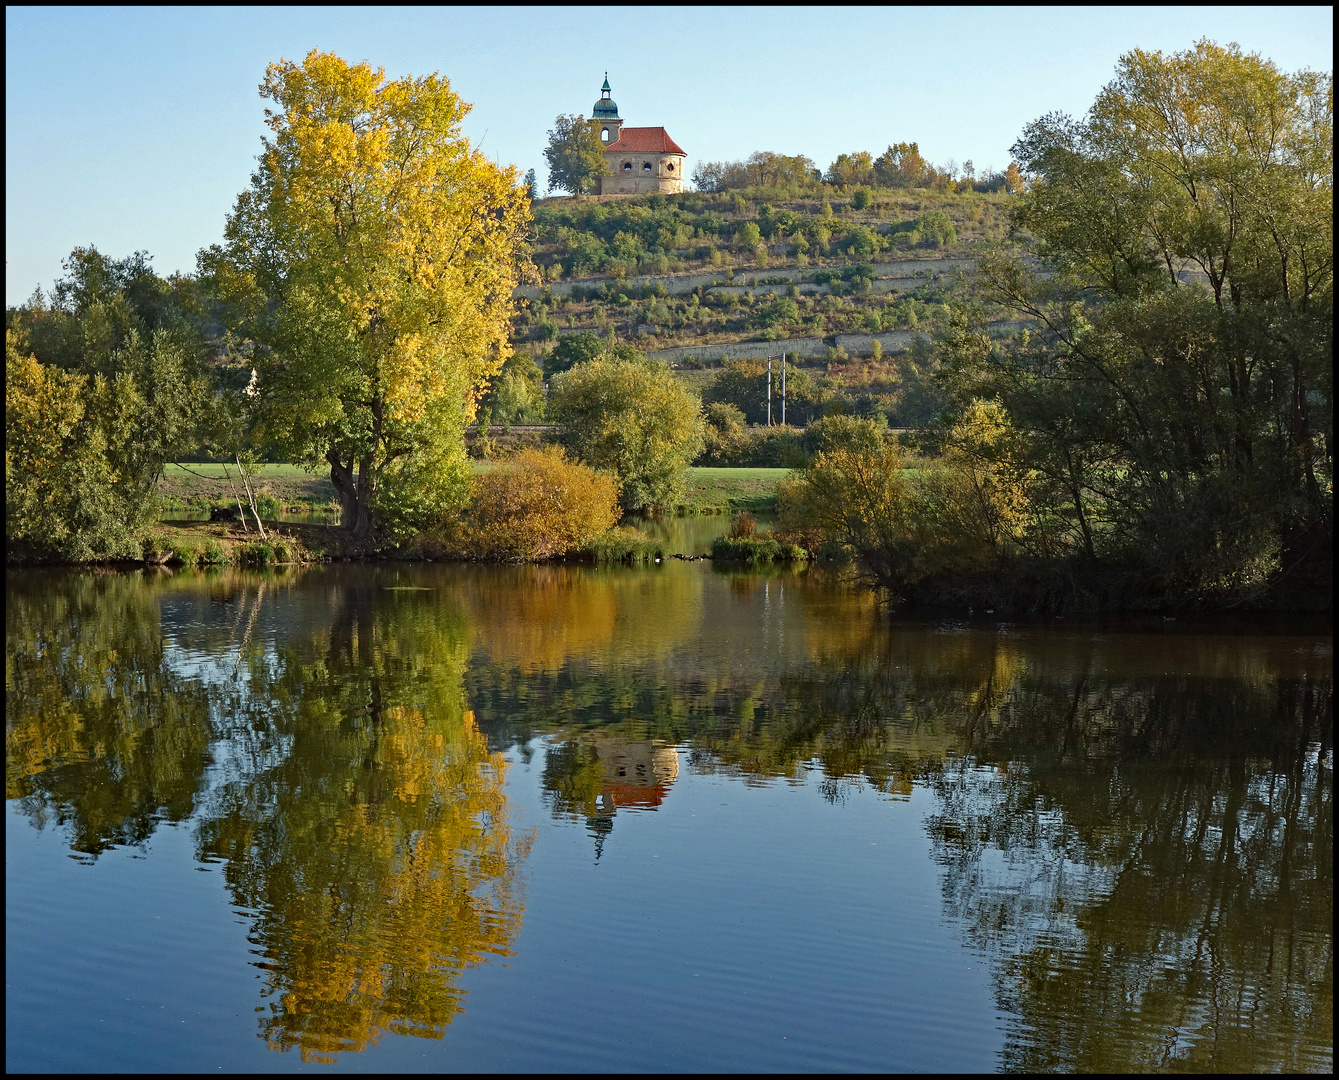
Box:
164;538;202;566
710;535;806;564
589;525;666;564
918;210;957;247
462;446;620;561
775;440;925;592
801;414;890;459
240;542;275;566
696;425;805;468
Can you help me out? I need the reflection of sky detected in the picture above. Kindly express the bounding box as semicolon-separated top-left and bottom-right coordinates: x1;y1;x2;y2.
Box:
158;592;295;809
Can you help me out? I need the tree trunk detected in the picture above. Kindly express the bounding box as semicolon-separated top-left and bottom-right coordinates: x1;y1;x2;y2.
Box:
327;449;376;539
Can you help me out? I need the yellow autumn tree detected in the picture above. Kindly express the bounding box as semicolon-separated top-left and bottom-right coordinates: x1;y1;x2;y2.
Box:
204;51;533;538
925;399;1033;565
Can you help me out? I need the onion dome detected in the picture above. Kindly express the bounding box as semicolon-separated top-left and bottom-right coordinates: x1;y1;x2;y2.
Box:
592;73;619;119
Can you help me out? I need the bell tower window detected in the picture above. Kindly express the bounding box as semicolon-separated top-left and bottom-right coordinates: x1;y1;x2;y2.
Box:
602;128;610;142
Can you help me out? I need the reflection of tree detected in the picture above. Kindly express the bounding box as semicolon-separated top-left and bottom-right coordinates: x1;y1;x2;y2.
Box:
9;563;1330;1070
459;563;703;674
924;676;1334;1073
5;571;213;859
197;578;531;1063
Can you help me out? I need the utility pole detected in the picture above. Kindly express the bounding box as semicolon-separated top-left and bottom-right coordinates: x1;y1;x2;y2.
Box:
767;356;773;426
781;353;786;427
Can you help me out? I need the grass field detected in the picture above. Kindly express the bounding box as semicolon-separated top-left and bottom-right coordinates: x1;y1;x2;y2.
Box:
159;463;337;515
162;463;317;480
158;462;792;517
683;467;790;513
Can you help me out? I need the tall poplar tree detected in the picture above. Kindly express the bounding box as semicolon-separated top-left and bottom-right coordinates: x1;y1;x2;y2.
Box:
205;51;532;538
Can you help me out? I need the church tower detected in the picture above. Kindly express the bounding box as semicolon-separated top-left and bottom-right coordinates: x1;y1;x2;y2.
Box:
591;74;623;146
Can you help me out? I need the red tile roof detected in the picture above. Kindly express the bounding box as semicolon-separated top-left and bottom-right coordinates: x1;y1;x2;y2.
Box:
605;127;685;155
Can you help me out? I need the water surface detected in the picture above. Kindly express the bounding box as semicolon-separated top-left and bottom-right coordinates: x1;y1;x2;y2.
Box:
5;564;1332;1072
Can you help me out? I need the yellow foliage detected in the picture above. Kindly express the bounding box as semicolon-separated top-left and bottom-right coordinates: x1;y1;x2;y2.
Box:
463;447;621;561
213;50;535;532
928;399;1032;562
5;332;96;550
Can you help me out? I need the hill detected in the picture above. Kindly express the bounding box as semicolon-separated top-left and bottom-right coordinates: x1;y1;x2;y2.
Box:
502;183;1029;429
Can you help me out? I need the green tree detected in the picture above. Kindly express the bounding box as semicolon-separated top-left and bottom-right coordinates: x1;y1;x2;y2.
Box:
825;151;875;186
703;359;825;426
549;349;705;513
483;352;546;425
5;248;214;560
545;328;607;377
543;113;608;196
874;142;930;188
204;51;531;540
947;40;1332;601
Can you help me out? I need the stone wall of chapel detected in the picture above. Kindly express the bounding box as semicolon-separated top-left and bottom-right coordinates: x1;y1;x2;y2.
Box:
601;153;686;195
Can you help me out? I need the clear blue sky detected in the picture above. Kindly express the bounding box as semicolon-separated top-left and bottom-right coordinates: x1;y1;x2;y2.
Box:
6;5;1332;306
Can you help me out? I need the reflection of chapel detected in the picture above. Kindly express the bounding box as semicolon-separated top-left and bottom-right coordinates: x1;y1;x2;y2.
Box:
590;75;686;195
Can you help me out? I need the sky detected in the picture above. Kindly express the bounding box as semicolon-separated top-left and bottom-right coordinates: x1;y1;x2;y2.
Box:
5;5;1333;306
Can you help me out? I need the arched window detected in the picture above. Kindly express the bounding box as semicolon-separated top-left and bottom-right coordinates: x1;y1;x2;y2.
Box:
601;128;610;142
666;162;674;173
643;161;652;172
623;161;632;172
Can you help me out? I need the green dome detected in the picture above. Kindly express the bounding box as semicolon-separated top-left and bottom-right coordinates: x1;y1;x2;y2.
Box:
592;73;619;119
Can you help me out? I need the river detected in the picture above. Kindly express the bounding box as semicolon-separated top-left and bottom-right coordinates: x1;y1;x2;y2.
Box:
5;560;1331;1072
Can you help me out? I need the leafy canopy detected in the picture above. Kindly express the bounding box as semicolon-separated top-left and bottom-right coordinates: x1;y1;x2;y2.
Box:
946;39;1332;602
549;348;706;513
205;50;531;538
543;114;607;196
5;248;213;560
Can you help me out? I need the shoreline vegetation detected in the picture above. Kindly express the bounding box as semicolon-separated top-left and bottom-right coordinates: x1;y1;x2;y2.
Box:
6;44;1332;616
11;463;805;571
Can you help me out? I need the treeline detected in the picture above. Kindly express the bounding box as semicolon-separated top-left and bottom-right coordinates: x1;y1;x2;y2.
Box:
6;250;222;561
7;43;1331;612
692;146;1024;197
769;42;1333;611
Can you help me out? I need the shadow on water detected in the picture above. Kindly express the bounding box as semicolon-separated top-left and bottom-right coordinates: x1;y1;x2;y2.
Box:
5;563;1332;1070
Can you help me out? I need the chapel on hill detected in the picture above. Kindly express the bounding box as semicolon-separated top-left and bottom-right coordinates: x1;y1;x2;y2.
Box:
590;75;686;195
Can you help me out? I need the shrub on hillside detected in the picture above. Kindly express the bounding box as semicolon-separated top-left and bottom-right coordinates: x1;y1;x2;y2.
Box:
461;447;620;561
